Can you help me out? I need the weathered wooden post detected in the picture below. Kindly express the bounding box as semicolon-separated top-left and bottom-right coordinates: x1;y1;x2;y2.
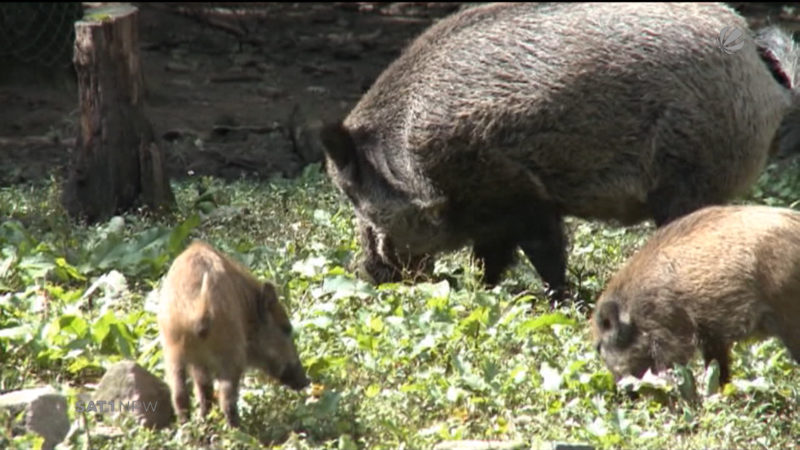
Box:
62;4;174;222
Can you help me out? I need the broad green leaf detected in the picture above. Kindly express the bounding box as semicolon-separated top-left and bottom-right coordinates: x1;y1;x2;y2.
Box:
0;324;34;341
167;214;200;256
516;313;576;335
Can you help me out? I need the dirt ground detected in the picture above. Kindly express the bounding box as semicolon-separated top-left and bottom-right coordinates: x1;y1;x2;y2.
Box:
0;2;798;186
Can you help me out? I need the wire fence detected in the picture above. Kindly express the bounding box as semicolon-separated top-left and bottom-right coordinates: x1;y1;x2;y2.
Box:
0;3;83;69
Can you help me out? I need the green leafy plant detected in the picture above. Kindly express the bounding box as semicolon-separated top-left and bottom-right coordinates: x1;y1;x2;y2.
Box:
1;159;799;449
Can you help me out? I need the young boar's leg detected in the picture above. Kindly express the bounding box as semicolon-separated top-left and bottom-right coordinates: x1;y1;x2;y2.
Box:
473;239;517;286
518;213;568;299
217;370;243;427
699;331;732;385
189;364;215;418
163;347;190;422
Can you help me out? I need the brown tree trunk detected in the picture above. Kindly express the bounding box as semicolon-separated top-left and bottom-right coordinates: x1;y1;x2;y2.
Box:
62;4;174;222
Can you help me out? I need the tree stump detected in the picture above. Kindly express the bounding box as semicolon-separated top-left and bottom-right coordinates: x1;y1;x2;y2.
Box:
62;4;174;222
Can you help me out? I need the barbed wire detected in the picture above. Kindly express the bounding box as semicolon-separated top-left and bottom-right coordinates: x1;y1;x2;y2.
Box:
0;3;83;68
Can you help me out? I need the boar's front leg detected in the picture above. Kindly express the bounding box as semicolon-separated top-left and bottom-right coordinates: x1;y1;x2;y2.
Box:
473;239;517;286
776;325;800;365
518;212;568;300
217;370;243;428
698;327;732;386
647;177;723;227
190;364;215;418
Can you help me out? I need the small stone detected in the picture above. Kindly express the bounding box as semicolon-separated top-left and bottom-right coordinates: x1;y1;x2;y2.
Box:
433;440;527;450
0;386;70;450
551;442;595;450
92;361;174;429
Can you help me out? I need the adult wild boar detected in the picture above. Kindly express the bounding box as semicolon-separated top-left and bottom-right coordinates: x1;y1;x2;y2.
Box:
320;2;800;295
158;241;309;427
592;205;800;385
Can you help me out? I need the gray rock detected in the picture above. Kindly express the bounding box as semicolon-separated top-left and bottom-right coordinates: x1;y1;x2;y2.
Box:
92;361;174;429
551;443;595;450
0;386;70;450
434;440;526;450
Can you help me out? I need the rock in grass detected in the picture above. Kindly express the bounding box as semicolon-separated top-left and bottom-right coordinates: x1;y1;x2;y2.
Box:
434;440;527;450
92;361;174;429
551;442;595;450
0;386;70;450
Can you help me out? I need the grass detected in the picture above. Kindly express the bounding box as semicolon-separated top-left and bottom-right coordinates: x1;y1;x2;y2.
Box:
1;158;800;449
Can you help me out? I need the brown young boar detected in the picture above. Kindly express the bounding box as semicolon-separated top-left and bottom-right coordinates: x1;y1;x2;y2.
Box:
592;205;800;386
157;241;309;427
320;2;800;297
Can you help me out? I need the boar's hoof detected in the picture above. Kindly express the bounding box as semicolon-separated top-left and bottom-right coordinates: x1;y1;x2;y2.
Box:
544;285;573;306
359;253;435;285
358;258;403;285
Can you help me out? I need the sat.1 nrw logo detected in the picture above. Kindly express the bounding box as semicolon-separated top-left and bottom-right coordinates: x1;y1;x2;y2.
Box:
719;25;746;54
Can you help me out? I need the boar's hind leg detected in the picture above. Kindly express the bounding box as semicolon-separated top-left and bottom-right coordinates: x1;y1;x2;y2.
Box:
518;213;568;299
473;239;517;286
217;370;243;428
163;347;190;422
189;364;215;418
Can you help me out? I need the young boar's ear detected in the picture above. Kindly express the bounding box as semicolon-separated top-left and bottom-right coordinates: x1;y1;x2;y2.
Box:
595;300;620;332
320;121;360;180
256;282;278;323
596;300;636;347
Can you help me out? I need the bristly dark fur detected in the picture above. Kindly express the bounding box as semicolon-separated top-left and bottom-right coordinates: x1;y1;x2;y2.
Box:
593;205;800;386
321;3;800;297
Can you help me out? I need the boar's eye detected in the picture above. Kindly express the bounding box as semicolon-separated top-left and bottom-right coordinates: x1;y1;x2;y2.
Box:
281;323;293;336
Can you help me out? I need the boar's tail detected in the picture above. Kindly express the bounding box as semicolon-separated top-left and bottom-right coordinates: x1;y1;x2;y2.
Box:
194;272;212;339
755;26;800;157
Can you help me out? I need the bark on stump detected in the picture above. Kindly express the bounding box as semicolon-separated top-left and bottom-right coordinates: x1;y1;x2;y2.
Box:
62;4;174;222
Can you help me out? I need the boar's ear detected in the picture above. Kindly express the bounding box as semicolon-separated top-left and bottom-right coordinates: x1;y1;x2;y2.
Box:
256;282;278;323
615;310;636;347
595;300;620;332
260;282;293;334
596;300;636;347
320;121;361;183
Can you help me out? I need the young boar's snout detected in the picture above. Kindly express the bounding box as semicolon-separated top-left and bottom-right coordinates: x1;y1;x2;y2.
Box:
279;362;310;390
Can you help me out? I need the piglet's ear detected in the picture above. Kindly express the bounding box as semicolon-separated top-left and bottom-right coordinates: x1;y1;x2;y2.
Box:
261;282;278;304
256;282;278;323
595;300;620;332
596;300;636;347
320;121;361;184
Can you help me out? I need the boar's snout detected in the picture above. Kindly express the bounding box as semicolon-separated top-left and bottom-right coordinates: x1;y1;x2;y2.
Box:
279;363;310;391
